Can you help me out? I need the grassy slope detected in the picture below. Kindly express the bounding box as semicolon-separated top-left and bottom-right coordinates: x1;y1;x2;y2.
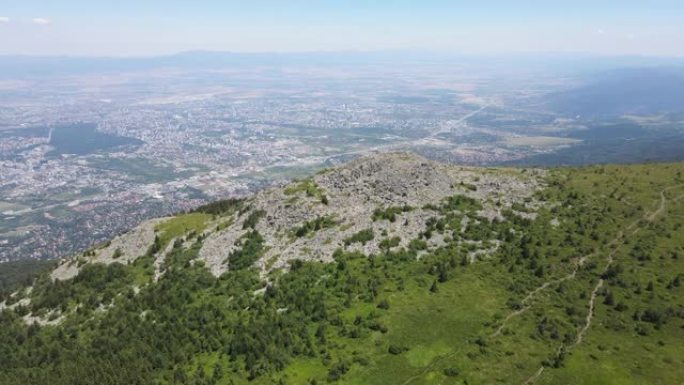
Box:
155;213;212;249
536;165;684;385
285;163;684;385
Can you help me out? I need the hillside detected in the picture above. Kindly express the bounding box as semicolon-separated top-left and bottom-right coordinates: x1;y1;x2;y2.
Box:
545;67;684;117
1;152;684;385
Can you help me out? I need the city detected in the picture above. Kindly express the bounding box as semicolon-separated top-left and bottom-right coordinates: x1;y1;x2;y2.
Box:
1;55;683;262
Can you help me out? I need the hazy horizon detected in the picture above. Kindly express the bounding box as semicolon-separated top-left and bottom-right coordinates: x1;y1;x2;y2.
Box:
1;1;683;57
2;49;684;60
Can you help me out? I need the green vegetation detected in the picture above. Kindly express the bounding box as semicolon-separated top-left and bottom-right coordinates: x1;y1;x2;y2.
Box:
1;162;684;385
0;260;55;301
441;194;482;212
379;236;401;251
408;238;428;251
193;198;244;216
242;209;266;230
294;216;338;238
344;228;374;246
112;248;123;259
226;230;264;270
30;263;134;313
155;213;212;250
372;205;413;222
284;178;328;204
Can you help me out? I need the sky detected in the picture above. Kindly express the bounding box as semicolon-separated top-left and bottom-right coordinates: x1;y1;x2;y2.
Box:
1;0;683;57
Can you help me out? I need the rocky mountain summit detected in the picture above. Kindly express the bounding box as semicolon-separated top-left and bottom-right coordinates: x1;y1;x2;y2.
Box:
50;152;543;282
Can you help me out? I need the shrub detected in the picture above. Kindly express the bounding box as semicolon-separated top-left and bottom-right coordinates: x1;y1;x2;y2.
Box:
294;216;337;238
372;205;413;222
388;344;409;355
112;248;123;259
443;367;460;377
344;229;374;246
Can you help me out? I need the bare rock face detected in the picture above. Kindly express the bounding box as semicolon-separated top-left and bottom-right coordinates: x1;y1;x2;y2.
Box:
317;153;452;206
43;152;545;281
50;217;169;281
199;216;247;276
197;152;544;276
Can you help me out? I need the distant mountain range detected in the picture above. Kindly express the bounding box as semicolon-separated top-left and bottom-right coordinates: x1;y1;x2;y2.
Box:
1;51;683;79
546;67;684;117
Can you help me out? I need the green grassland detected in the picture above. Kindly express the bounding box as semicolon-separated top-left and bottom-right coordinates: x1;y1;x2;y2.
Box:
0;163;683;385
284;178;329;204
155;212;212;250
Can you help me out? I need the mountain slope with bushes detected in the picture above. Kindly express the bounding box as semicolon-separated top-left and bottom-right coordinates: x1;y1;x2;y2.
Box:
1;152;683;385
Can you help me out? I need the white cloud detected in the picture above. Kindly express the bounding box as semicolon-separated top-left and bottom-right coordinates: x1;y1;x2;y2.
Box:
32;18;50;25
0;17;9;23
597;28;605;34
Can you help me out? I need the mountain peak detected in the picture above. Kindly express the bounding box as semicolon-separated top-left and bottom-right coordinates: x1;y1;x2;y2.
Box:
46;153;543;280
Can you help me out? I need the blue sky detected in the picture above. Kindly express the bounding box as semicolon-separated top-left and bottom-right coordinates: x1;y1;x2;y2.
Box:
1;0;683;56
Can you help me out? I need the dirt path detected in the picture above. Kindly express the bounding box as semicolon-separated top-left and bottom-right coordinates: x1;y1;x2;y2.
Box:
494;185;684;340
398;346;469;385
489;239;621;338
522;367;545;385
647;189;667;221
491;306;530;338
521;184;681;385
577;277;604;344
490;270;579;337
646;184;684;222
